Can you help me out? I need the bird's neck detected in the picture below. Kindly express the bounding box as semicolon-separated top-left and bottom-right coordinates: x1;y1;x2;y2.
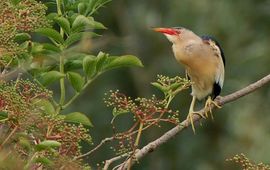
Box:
172;41;202;67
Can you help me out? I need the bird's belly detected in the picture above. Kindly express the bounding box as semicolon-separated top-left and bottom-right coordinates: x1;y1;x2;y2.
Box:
187;67;216;100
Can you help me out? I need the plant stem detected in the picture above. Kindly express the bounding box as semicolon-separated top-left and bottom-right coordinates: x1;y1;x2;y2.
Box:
59;55;65;106
165;95;173;108
134;122;143;147
127;122;144;170
0;126;18;150
56;0;65;111
62;75;98;109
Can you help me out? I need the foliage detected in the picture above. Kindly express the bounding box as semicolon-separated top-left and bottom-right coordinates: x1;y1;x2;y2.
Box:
0;0;142;169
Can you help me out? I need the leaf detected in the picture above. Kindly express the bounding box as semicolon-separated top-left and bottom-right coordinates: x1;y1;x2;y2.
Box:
87;17;107;29
14;33;31;43
71;15;106;32
95;52;108;72
64;112;93;127
112;108;129;117
103;55;143;71
64;32;99;47
67;72;85;92
35;140;61;151
78;2;87;14
0;111;8;120
54;16;71;34
10;0;21;5
170;82;183;91
151;82;169;93
30;42;44;54
64;59;83;71
72;15;91;32
83;55;96;78
39;71;65;86
18;137;31;151
35;28;64;44
46;12;58;20
42;43;61;53
33;99;55;115
34;157;54;166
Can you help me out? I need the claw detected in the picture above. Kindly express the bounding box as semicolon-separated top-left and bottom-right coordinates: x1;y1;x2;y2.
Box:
187;111;205;133
204;96;222;120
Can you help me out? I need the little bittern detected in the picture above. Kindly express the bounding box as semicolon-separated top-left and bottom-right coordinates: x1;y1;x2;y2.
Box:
154;27;225;132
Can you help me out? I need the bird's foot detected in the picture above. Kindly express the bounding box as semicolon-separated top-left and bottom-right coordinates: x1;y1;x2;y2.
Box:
204;97;222;120
187;110;205;134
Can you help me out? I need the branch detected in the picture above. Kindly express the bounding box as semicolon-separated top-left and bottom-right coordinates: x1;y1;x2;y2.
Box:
117;73;270;169
74;137;114;160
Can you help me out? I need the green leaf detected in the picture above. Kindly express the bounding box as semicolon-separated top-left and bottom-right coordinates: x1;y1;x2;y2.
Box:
71;15;106;32
151;82;169;93
67;72;85;92
10;0;21;5
64;112;93;127
78;2;87;14
72;15;91;32
54;17;71;34
14;33;31;43
64;59;83;71
87;17;107;29
0;111;8;120
35;140;61;151
103;55;143;71
95;52;108;72
34;157;54;167
18;137;31;151
170;82;183;91
42;43;61;53
30;43;45;55
64;32;99;47
39;71;65;86
83;55;96;78
46;12;58;20
35;28;64;44
33;99;55;115
112;108;129;117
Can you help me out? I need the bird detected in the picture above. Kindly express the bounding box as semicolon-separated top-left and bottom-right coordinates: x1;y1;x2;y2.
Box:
153;27;225;132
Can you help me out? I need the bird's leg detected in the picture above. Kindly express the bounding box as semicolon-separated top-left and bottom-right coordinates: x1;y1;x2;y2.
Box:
204;96;222;119
187;96;206;133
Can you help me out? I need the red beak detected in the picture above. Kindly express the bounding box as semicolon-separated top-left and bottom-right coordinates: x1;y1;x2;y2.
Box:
153;27;180;35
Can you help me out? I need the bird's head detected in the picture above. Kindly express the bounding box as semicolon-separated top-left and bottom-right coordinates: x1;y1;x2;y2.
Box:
153;27;199;44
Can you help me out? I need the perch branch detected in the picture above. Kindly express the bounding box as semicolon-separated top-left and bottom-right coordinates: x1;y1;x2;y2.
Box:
117;73;270;169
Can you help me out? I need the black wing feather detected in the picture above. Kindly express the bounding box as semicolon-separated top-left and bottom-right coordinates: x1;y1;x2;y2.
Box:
212;82;221;99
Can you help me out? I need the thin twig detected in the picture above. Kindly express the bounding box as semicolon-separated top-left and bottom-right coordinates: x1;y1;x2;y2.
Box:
103;152;131;170
116;73;270;169
74;137;114;160
0;126;18;150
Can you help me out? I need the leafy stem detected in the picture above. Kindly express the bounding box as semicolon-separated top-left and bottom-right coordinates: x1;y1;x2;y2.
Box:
56;0;66;110
62;74;99;109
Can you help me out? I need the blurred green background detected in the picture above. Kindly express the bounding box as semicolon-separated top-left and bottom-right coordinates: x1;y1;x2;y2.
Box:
62;0;270;169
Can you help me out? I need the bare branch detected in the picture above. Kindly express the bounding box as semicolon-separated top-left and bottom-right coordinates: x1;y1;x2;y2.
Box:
117;73;270;169
103;152;132;170
74;137;114;160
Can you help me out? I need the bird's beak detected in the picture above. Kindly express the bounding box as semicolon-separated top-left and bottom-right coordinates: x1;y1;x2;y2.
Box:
153;27;180;35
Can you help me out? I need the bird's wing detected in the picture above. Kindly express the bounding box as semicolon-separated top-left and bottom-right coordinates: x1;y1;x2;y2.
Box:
201;35;225;67
213;60;225;98
201;35;225;98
